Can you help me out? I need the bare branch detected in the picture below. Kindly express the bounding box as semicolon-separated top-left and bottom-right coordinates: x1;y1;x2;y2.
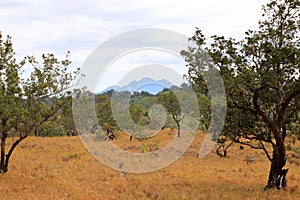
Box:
259;140;272;162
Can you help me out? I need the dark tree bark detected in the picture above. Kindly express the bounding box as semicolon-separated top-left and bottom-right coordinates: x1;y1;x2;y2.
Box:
265;152;287;189
0;134;7;172
216;141;233;157
172;114;181;137
177;123;181;138
265;128;287;189
0;134;28;173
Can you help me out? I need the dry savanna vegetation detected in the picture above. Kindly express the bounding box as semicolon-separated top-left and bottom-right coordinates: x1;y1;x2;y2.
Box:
0;1;299;198
0;130;299;200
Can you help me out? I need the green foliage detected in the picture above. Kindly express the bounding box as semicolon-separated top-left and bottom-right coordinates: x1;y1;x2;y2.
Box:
157;90;182;137
157;90;181;117
181;0;299;148
140;140;160;153
95;94;117;131
140;141;148;153
129;103;149;126
181;0;299;188
33;98;77;137
0;32;79;173
35;121;67;137
95;86;209;137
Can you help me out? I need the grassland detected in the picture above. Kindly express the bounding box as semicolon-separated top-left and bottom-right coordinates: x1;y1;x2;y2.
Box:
0;130;299;200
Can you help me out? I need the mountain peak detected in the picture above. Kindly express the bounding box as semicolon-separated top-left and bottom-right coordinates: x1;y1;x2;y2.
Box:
101;77;173;94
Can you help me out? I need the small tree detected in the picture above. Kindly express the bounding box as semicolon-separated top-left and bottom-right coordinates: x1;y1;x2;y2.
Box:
0;32;78;173
95;93;117;131
181;0;299;189
157;90;182;137
129;103;149;136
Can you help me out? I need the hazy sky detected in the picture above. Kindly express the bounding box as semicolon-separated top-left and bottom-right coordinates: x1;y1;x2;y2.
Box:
0;0;269;90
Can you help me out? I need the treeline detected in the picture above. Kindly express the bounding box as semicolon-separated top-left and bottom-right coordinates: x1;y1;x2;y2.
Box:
37;84;300;141
94;84;211;137
34;84;205;137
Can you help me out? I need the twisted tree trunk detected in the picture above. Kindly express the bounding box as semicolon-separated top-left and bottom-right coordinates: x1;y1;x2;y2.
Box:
0;133;28;173
264;127;287;190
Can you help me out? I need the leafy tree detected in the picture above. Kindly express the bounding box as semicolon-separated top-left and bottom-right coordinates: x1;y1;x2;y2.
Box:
95;94;117;131
0;32;78;173
147;104;167;130
59;96;78;136
181;0;299;189
157;86;201;137
130;94;155;109
72;89;98;135
197;93;211;132
129;103;149;136
49;95;79;137
157;91;182;137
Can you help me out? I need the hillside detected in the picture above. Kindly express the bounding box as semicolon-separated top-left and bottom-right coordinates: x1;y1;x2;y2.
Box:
100;77;174;95
0;131;299;200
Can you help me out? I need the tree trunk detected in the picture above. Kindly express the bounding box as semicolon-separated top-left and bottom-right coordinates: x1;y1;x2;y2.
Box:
172;114;181;137
0;134;27;173
177;123;181;137
265;142;287;190
0;134;6;173
216;142;233;158
216;144;224;157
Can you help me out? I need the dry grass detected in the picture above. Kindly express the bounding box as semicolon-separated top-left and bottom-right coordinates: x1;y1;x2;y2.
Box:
0;131;299;200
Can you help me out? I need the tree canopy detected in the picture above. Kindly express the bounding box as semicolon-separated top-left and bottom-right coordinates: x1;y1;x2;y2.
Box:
0;32;78;173
181;0;299;189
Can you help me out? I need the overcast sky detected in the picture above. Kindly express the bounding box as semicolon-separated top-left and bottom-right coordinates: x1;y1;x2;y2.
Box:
0;0;269;91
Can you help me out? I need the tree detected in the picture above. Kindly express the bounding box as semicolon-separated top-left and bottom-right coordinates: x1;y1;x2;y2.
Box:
147;104;167;130
157;90;182;137
58;95;78;136
0;32;78;173
196;93;211;132
72;89;98;135
95;94;117;131
181;0;299;189
129;103;149;136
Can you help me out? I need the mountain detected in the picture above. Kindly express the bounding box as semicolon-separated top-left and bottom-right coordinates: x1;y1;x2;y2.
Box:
100;77;173;94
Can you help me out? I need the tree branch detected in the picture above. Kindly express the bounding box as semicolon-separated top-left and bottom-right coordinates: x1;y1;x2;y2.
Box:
232;100;256;114
238;141;263;150
252;86;274;128
277;84;300;126
259;139;272;162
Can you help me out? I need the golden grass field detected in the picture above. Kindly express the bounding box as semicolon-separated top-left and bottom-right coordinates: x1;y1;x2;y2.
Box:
0;130;299;200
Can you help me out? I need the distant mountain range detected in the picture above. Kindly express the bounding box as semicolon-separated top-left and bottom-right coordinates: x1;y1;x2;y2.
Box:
100;77;173;94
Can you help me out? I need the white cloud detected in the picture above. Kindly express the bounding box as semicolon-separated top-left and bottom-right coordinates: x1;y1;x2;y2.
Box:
0;0;270;91
96;50;186;91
